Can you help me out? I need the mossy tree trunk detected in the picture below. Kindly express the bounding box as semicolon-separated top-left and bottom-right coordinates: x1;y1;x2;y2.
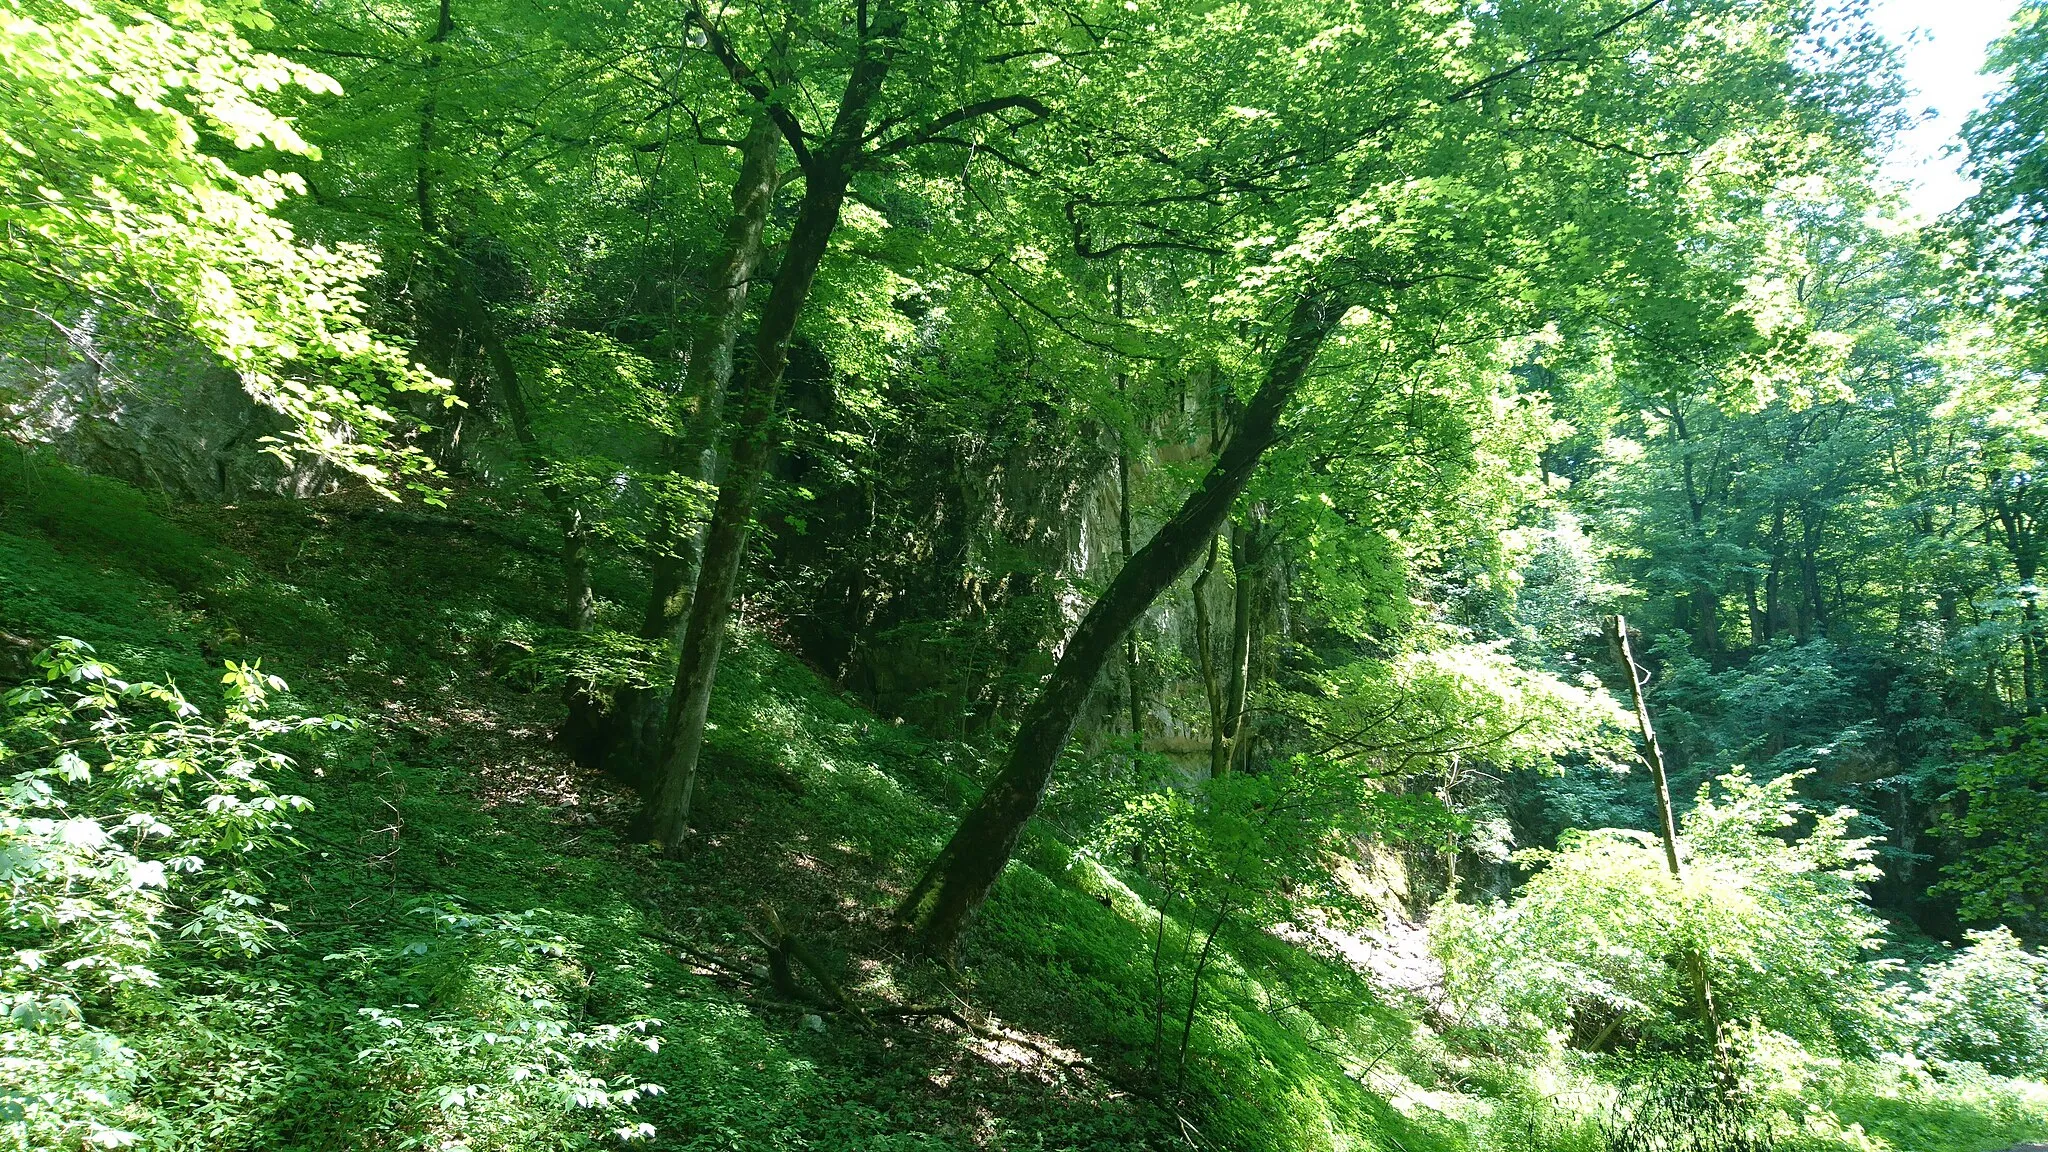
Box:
640;4;906;850
902;291;1342;956
604;110;785;784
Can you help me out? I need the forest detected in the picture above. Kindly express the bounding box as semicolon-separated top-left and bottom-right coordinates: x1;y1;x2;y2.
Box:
4;0;2048;1148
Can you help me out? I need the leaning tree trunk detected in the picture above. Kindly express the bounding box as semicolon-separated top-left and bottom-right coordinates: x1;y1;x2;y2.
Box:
640;9;903;850
438;224;595;633
1611;614;1723;1053
901;291;1342;956
447;263;626;769
604;111;784;784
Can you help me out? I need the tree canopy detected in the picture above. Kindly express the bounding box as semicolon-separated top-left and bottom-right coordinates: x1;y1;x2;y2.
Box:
4;0;2048;1149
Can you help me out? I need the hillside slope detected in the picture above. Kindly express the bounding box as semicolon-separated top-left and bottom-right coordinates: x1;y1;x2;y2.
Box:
4;457;2046;1152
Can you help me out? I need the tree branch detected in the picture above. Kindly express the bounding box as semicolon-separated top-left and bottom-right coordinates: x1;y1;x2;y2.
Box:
686;6;813;171
869;95;1050;159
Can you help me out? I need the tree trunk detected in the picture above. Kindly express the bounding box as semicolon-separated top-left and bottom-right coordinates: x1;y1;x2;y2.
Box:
409;0;473;466
1219;520;1254;776
447;256;593;633
1119;440;1145;741
1611;615;1683;877
1800;542;1824;640
1114;270;1145;742
1233;521;1269;773
564;509;595;631
1669;397;1719;654
640;8;904;850
1148;886;1177;1073
1192;535;1225;776
605;111;784;785
2016;535;2040;714
1993;492;2040;712
1173;902;1233;1092
639;111;786;644
1745;571;1766;649
412;0;591;632
1764;504;1789;642
1692;581;1719;652
902;291;1343;956
2024;595;2041;713
1611;614;1722;1052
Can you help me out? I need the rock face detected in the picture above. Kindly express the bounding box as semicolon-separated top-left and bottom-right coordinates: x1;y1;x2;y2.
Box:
759;367;1251;766
2;318;336;500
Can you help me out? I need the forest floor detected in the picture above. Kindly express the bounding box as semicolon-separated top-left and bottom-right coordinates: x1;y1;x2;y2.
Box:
5;456;2048;1152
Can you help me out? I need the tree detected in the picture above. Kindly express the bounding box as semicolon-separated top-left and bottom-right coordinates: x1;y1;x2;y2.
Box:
1938;715;2048;933
263;0;737;629
0;0;446;491
1959;0;2048;333
641;0;1059;847
900;0;1853;957
1434;770;1890;1058
898;288;1345;949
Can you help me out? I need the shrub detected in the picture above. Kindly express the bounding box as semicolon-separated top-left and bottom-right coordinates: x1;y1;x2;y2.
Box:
336;903;665;1150
1911;927;2048;1077
0;639;336;1149
1937;716;2048;934
1432;769;1891;1059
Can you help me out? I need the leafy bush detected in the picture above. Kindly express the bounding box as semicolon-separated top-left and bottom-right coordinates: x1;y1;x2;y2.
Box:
1432;770;1890;1058
0;0;447;489
1938;716;2048;933
335;903;665;1149
1747;1040;2048;1152
0;639;336;1149
1604;1058;1773;1152
1910;927;2048;1077
502;627;665;695
0;638;671;1151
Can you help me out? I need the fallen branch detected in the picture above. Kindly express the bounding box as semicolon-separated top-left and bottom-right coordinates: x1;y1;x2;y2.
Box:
745;906;874;1026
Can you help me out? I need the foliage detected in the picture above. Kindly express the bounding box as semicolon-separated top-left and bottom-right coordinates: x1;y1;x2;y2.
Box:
1937;715;2048;933
0;639;332;1149
1287;643;1634;780
1087;753;1456;1079
3;0;2048;1145
0;615;671;1151
336;903;665;1148
501;627;664;695
1746;1038;2048;1152
0;0;447;491
1;424;2043;1152
1909;927;2048;1077
1433;770;1891;1059
1603;1059;1774;1152
1960;0;2048;331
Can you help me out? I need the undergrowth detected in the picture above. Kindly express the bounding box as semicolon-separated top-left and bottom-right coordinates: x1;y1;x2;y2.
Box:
3;458;2045;1151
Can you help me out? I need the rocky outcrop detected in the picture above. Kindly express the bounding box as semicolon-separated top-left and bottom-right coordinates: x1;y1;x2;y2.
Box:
1;317;335;500
754;358;1288;784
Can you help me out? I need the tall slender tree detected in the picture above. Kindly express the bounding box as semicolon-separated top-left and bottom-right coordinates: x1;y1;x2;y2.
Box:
640;0;1057;847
